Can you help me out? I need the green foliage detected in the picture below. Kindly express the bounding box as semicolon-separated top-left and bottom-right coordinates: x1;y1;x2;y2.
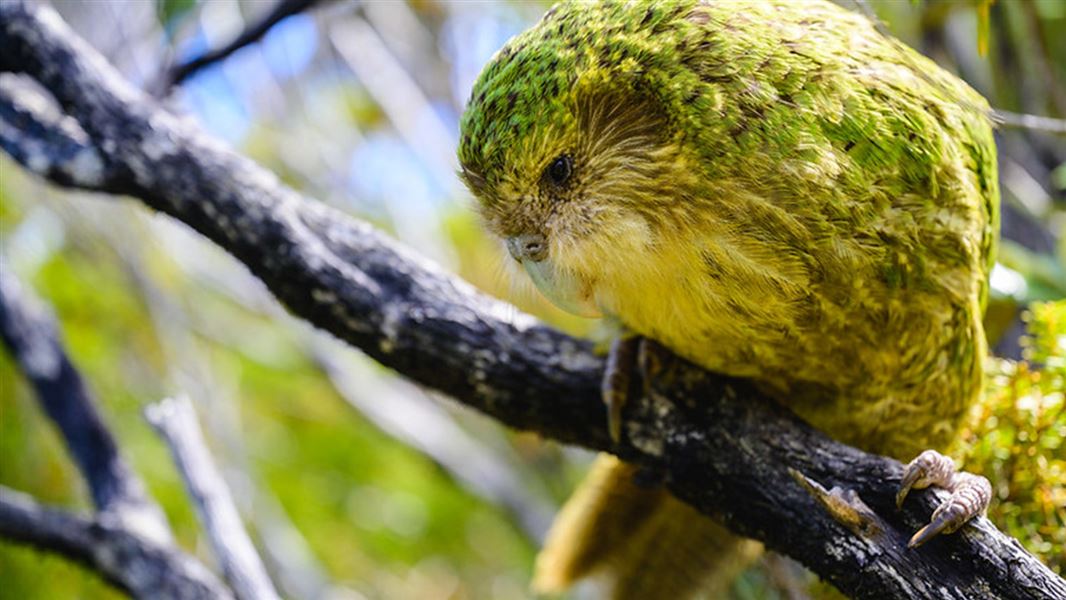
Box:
952;300;1066;575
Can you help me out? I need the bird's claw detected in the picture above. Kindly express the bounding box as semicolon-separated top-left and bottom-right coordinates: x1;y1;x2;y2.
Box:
896;449;955;509
897;449;992;547
600;336;647;443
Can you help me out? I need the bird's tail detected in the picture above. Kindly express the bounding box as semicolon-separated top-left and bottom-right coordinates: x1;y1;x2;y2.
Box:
533;453;762;600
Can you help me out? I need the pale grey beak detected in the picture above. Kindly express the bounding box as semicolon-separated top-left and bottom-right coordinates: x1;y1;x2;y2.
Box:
506;233;548;263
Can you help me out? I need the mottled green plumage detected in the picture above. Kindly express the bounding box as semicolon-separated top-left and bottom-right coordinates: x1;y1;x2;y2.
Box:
459;0;999;596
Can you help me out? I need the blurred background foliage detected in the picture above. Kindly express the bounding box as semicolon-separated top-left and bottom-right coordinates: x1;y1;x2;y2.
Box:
0;0;1062;598
952;301;1065;576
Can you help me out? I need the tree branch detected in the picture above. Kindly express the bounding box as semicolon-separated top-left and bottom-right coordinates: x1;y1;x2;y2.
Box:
993;109;1066;135
0;267;246;598
0;74;114;189
145;397;280;600
1;3;1062;598
0;486;232;599
0;265;170;543
152;0;324;94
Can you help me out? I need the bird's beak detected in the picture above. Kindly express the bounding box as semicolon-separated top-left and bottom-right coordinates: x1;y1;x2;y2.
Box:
506;233;548;263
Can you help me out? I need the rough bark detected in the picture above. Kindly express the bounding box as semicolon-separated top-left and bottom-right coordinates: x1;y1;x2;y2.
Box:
1;3;1063;599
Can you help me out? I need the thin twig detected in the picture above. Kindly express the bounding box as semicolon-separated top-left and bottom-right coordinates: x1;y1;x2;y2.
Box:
992;109;1066;135
82;211;346;599
0;486;232;599
153;0;323;95
0;245;234;599
0;264;171;543
145;397;280;600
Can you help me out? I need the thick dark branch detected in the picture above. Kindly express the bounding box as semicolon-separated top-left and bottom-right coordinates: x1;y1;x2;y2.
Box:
0;74;114;188
0;265;170;543
153;0;323;94
0;486;232;599
145;397;280;600
1;3;1062;598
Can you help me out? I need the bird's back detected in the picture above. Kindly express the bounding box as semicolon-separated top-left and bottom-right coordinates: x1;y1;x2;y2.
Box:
587;0;999;456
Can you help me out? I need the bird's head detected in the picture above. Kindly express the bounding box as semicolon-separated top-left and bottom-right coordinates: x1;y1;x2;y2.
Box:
458;2;703;317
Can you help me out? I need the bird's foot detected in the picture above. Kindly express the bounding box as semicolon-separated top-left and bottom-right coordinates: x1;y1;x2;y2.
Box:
602;336;640;443
601;336;672;443
896;449;992;547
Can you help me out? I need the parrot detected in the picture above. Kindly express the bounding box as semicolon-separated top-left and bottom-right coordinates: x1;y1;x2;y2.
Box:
457;0;998;597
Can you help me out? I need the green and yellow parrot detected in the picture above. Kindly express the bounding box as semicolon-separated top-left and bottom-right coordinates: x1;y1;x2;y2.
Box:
458;1;999;597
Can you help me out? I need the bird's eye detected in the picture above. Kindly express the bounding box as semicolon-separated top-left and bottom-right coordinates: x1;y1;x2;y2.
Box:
546;155;572;187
